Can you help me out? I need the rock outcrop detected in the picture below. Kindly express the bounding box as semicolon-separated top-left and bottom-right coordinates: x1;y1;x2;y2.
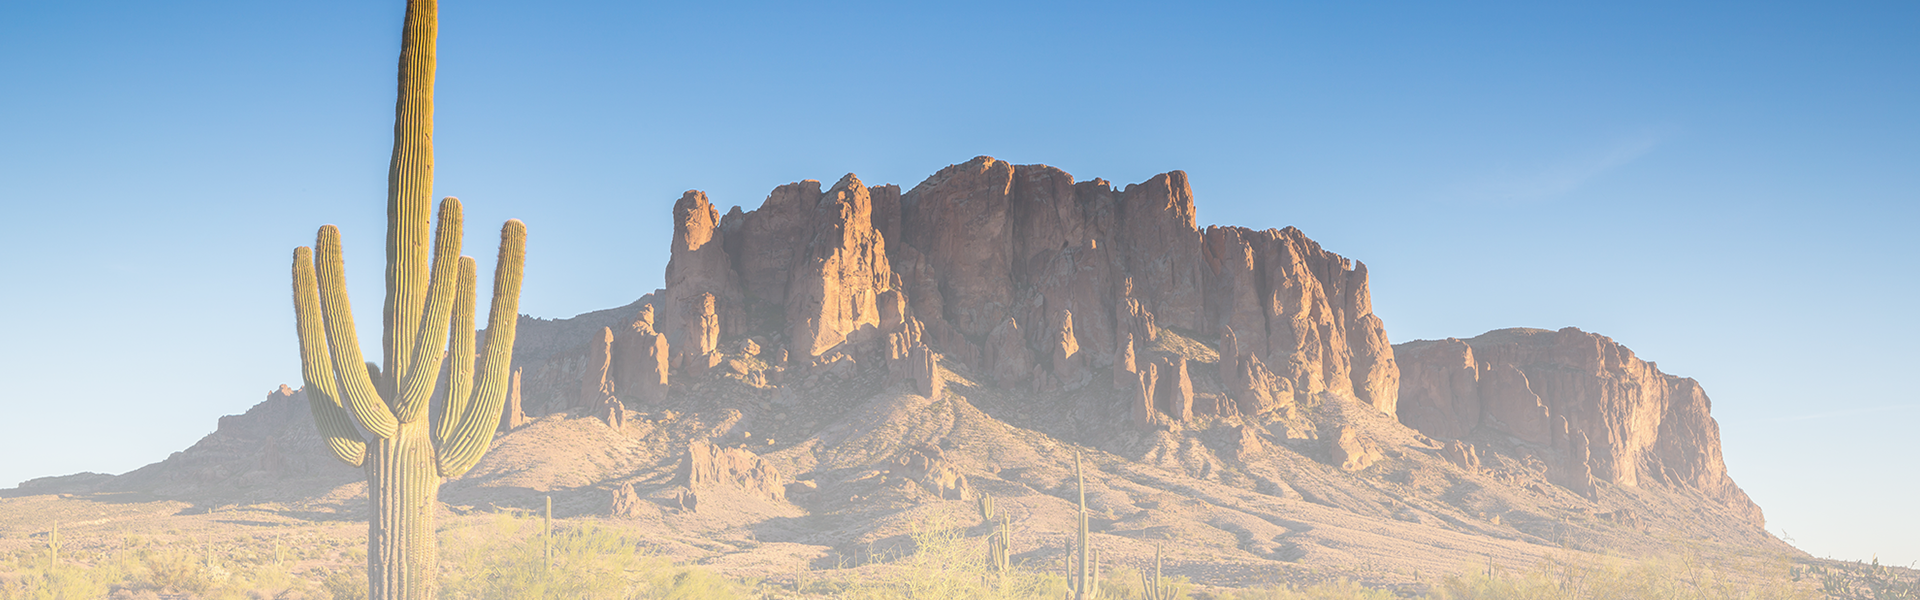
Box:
1156;356;1195;422
654;156;1398;422
1202;226;1397;413
682;439;786;506
1331;426;1382;472
1395;327;1761;524
662;192;741;361
609;481;644;518
579;326;616;408
610;305;671;405
888;445;971;501
1439;439;1480;472
501;367;529;431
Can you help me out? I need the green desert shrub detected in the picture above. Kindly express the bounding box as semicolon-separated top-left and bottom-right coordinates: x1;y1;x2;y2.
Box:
1211;580;1397;600
838;510;1058;600
440;514;737;600
1431;551;1813;600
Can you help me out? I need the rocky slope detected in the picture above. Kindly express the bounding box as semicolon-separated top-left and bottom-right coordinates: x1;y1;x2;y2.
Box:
4;157;1786;590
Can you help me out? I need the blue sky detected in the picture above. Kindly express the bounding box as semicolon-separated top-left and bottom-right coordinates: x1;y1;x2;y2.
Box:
1;1;1914;565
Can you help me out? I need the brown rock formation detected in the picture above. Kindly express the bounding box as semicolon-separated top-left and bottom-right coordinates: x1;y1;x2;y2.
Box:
1232;424;1267;460
1049;310;1089;390
1558;428;1597;499
662;192;741;358
1331;426;1382;472
651;156;1397;422
984;317;1034;388
1439;440;1480;472
610;306;671;405
1201;226;1397;413
897;158;1016;340
1117;295;1160;347
686;293;721;362
1115;333;1140;390
889;445;971;501
883;317;943;400
610;482;643;518
683;439;785;503
500;367;529;431
1116;172;1206;331
785;174;892;361
1156;356;1194;422
1395;327;1761;524
1131;362;1159;430
596;395;630;428
579;326;615;408
1220;326;1284;416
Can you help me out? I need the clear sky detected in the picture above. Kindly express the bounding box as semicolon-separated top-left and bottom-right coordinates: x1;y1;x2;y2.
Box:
1;0;1913;565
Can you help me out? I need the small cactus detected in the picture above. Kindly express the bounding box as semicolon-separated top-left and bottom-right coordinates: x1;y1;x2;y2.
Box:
47;521;59;572
978;492;996;523
1140;545;1180;600
987;517;1011;572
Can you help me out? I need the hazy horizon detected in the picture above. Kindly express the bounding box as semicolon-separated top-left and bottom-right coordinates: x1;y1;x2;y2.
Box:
0;1;1913;566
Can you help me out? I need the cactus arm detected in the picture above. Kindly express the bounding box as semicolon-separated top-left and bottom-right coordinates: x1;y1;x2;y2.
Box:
293;247;367;467
437;220;525;477
395;197;464;423
433;256;477;448
315;225;400;439
381;0;439;392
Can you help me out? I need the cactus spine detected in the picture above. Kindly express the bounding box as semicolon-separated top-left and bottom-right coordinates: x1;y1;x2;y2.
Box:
1067;452;1099;600
289;1;524;598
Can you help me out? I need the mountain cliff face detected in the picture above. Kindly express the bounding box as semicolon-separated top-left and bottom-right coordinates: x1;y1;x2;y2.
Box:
1395;328;1762;526
644;156;1397;418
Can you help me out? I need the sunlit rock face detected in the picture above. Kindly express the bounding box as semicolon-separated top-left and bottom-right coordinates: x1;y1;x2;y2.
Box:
1395;327;1763;526
653;155;1398;415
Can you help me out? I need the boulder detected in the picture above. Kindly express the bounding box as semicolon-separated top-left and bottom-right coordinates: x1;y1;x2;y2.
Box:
1440;440;1480;472
609;482;643;518
1331;426;1382;472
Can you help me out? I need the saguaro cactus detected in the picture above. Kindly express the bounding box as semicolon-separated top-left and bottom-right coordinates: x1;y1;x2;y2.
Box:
1140;546;1178;600
1067;452;1100;600
987;516;1011;573
290;1;524;598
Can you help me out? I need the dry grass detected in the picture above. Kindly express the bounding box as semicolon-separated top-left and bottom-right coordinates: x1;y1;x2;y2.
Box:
0;513;1911;600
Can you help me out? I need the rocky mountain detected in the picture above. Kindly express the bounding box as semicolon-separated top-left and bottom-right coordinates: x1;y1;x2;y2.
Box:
1395;327;1762;524
5;157;1784;589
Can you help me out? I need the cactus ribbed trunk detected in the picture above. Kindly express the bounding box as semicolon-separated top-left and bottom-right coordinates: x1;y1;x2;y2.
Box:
291;1;525;599
368;422;441;600
384;0;436;388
